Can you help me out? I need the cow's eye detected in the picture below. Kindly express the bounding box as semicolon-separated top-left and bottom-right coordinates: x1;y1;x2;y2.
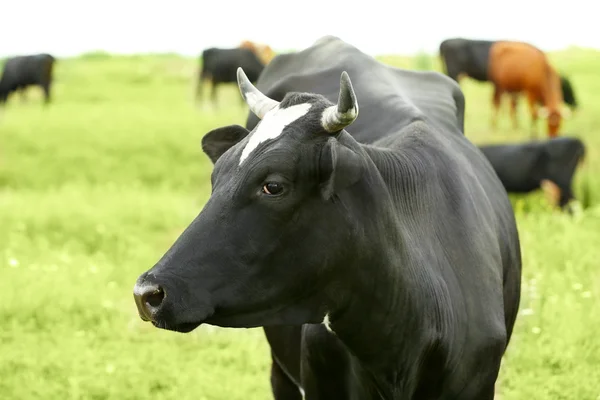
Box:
262;182;284;196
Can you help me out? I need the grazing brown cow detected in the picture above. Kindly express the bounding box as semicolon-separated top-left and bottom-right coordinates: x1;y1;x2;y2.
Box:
488;41;567;138
239;40;276;65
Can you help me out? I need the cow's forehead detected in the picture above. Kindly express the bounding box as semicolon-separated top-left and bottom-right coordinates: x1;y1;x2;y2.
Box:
238;102;313;165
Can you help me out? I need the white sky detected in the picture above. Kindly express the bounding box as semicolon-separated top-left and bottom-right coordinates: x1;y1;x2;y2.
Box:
1;0;596;57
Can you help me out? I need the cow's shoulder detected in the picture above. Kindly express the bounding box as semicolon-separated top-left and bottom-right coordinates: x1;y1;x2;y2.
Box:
387;67;465;135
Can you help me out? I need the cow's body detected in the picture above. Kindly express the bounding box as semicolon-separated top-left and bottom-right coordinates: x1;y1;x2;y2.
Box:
134;36;522;399
479;136;585;209
0;54;55;105
488;41;565;137
196;47;265;105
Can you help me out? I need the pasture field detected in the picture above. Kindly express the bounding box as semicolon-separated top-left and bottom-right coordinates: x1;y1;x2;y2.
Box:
1;48;600;399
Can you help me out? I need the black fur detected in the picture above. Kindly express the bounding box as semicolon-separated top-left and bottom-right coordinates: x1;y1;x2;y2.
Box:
0;54;55;105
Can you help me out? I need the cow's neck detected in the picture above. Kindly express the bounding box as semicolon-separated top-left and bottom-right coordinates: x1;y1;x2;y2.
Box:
325;134;451;395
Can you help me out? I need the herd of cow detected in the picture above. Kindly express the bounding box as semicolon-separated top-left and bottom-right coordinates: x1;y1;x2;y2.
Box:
193;38;587;213
0;35;590;398
438;38;587;211
440;38;578;136
0;38;585;212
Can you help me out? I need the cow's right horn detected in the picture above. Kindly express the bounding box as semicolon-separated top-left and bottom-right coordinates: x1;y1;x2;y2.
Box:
237;67;279;119
322;71;359;133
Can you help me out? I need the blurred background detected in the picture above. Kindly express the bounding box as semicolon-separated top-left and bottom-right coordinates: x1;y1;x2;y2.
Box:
1;0;597;57
1;1;599;399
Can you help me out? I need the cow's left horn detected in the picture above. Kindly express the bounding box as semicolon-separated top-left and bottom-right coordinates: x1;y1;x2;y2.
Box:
322;71;359;133
237;67;279;119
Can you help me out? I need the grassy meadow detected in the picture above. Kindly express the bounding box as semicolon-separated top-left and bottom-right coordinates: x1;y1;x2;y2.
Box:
1;47;600;399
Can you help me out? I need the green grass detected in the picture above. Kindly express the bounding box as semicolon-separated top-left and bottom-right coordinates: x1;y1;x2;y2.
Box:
1;47;600;399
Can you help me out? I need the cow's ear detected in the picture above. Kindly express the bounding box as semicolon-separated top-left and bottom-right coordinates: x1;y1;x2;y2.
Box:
201;124;250;164
319;137;364;200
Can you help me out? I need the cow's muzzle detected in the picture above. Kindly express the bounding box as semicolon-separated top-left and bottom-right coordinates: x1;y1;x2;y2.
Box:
133;280;166;322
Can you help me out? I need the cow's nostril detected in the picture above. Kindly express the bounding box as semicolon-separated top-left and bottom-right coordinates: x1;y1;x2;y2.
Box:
134;282;166;322
144;287;165;308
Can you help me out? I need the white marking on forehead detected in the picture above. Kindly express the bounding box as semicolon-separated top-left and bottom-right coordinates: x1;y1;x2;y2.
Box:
239;102;312;164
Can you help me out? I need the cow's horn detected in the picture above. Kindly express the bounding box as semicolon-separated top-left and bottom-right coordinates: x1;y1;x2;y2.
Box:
322;71;359;133
237;67;279;119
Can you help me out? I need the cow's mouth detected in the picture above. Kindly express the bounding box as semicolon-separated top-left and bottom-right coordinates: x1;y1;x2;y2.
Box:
151;320;203;333
148;309;214;333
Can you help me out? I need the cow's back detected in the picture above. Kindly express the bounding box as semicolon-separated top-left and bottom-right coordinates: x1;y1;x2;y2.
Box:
489;41;552;92
439;38;494;82
202;48;264;83
480;137;585;194
247;36;465;144
0;54;54;90
479;142;545;192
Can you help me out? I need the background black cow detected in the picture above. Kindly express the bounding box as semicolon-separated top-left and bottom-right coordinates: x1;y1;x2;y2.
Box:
0;54;55;105
196;47;265;106
479;136;586;210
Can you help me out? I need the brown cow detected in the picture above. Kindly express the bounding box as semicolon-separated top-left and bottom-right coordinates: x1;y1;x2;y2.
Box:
488;41;568;138
239;40;276;65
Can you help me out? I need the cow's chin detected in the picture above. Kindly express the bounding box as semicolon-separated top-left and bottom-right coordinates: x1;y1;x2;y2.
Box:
150;308;215;333
151;320;203;333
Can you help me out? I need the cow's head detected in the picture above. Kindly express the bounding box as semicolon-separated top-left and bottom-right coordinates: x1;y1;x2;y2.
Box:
133;68;367;332
539;104;571;137
539;73;573;137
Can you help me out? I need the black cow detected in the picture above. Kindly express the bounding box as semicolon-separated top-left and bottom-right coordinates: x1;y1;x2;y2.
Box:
439;38;578;109
134;36;522;399
196;47;265;106
439;38;493;82
0;54;55;105
479;136;586;210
